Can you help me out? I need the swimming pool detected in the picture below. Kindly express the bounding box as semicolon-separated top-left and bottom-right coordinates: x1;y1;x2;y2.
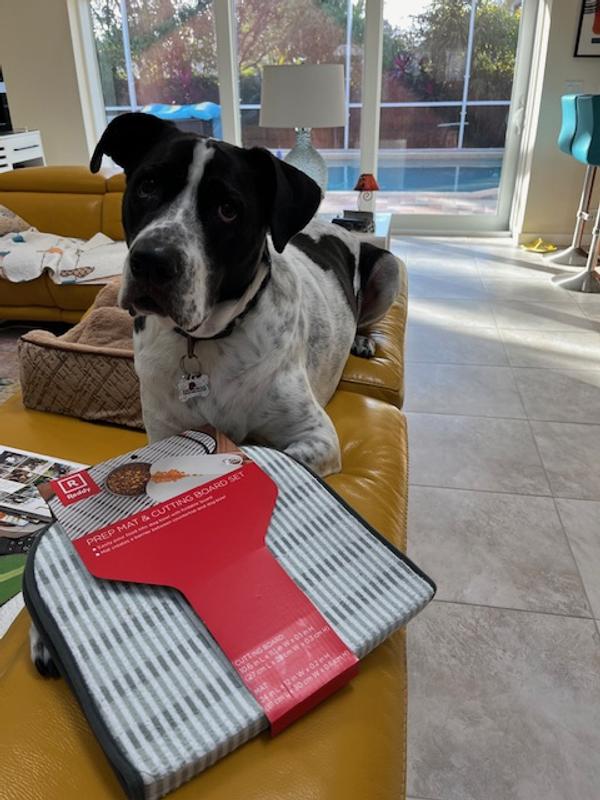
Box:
326;156;503;193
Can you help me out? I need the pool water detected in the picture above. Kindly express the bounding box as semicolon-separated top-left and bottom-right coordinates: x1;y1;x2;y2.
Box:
327;159;502;193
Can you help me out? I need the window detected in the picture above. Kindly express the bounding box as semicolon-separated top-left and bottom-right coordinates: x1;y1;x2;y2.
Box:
235;0;365;202
377;0;522;216
86;0;530;229
90;0;220;137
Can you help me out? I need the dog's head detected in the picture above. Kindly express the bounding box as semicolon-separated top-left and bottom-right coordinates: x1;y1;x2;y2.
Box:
90;113;321;333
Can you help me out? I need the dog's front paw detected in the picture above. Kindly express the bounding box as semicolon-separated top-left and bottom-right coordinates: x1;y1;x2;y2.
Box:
29;623;60;678
352;334;376;359
285;439;341;478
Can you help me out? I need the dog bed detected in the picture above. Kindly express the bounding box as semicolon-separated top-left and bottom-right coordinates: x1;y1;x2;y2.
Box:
18;282;144;429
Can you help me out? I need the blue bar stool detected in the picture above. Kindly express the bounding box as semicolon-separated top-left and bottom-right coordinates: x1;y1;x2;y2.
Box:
549;94;596;267
553;94;600;292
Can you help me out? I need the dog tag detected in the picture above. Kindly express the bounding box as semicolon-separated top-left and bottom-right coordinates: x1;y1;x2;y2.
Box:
178;373;210;402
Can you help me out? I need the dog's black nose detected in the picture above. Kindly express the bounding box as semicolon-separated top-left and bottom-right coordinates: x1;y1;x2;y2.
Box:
129;242;181;284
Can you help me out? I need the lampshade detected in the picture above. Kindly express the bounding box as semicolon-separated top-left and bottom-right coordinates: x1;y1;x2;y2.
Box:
259;64;345;129
354;173;380;192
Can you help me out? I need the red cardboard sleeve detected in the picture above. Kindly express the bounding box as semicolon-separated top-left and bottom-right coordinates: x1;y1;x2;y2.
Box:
51;433;358;734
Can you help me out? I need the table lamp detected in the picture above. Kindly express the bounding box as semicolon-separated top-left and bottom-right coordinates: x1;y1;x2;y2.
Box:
354;172;380;213
259;64;345;195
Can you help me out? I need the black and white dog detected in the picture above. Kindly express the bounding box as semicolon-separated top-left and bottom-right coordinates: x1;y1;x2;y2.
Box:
30;113;400;673
90;113;399;475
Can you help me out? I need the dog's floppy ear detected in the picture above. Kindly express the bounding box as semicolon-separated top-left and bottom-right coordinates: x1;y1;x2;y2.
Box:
90;112;177;175
249;148;322;253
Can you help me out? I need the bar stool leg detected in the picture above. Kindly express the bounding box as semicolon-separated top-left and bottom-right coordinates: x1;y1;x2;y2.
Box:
553;199;600;292
548;164;596;266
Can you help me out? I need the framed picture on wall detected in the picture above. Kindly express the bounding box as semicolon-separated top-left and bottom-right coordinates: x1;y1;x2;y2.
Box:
575;1;600;57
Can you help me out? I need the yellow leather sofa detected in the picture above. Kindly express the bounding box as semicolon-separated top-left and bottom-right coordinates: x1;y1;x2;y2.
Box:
0;166;411;800
0;166;406;407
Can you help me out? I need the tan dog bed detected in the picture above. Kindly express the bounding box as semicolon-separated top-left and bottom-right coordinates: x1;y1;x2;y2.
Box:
18;282;143;429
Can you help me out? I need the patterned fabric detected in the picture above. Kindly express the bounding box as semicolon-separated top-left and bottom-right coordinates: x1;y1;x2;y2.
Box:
29;446;434;800
0;231;126;285
0;204;30;236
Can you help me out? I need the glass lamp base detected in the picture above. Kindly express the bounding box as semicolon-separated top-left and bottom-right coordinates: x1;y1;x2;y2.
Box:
284;128;327;196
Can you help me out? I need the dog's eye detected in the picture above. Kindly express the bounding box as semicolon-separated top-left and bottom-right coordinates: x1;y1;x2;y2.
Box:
218;202;237;223
137;179;157;199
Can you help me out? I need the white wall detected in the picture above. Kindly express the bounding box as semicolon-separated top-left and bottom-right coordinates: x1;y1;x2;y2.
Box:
0;0;89;165
519;0;600;241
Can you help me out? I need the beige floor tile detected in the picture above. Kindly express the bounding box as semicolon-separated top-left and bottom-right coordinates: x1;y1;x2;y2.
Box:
556;499;600;619
407;413;550;495
408;486;590;616
500;328;600;370
408;273;488;300
406;323;508;366
407;602;600;800
492;300;599;333
513;367;600;423
481;274;579;303
408;298;497;329
531;420;600;500
401;239;480;264
476;256;563;280
572;291;600;321
405;363;525;418
406;254;480;278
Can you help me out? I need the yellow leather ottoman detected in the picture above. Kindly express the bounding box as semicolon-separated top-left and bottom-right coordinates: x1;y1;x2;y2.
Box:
0;390;409;800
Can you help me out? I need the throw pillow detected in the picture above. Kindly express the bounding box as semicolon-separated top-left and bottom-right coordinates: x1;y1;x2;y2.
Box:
0;205;31;235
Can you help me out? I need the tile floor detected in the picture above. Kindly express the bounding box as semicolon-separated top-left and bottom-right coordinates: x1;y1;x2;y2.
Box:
393;236;600;800
3;243;600;797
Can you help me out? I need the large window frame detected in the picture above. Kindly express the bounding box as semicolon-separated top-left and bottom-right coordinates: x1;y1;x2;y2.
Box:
72;0;538;234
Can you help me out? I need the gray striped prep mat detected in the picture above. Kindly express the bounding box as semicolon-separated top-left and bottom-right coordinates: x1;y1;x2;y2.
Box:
24;445;435;800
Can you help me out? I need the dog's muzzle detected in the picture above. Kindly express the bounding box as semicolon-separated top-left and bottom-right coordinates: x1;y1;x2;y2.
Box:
123;239;184;316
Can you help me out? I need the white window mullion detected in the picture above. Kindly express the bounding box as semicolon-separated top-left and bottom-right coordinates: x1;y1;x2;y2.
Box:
343;0;353;151
458;0;478;150
118;0;138;111
214;0;241;146
358;0;384;177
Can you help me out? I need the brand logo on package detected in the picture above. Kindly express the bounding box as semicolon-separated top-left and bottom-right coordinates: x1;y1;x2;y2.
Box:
52;470;101;506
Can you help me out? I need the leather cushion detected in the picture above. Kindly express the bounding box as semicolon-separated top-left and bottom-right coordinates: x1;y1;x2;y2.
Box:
45;280;103;312
0;166;106;195
102;191;125;241
0;192;103;240
0;390;408;800
0;277;101;314
106;172;126;193
0;275;55;307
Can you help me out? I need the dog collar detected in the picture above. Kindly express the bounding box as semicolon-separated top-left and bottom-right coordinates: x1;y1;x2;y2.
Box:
173;244;271;344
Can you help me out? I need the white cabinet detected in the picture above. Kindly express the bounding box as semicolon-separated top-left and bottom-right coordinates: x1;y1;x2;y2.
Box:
0;130;45;173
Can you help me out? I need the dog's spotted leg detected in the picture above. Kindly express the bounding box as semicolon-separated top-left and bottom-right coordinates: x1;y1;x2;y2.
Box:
29;623;60;678
284;432;341;477
357;246;401;329
351;334;376;359
257;387;342;477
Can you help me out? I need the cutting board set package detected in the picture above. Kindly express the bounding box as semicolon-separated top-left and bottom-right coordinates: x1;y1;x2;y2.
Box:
23;428;435;799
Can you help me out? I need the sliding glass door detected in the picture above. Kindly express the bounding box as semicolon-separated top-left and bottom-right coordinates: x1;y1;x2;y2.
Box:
375;0;532;229
234;0;365;200
87;0;534;232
